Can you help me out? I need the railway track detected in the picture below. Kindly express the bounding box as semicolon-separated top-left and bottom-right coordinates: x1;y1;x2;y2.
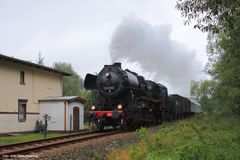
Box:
0;130;122;158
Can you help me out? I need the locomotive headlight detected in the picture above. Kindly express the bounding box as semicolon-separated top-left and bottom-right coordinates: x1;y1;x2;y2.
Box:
105;72;111;78
91;105;96;110
117;104;123;110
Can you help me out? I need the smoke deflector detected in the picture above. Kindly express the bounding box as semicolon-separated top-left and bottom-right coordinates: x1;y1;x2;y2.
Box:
84;73;97;90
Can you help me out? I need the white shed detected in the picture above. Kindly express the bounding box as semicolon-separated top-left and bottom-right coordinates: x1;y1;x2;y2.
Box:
39;96;85;132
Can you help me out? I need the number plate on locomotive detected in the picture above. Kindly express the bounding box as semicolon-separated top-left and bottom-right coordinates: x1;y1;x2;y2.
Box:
104;86;115;90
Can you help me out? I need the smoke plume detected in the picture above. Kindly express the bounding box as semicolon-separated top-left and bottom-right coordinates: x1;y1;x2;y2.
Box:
109;15;202;96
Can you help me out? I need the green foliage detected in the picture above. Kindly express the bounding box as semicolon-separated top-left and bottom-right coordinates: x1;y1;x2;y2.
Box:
52;62;97;111
130;127;154;160
190;80;200;101
80;90;93;110
128;113;240;160
205;33;223;78
53;62;84;96
204;32;240;114
177;0;240;114
176;0;240;33
190;80;215;112
137;128;152;151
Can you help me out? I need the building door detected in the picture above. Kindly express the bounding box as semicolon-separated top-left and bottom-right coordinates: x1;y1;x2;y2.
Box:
73;107;79;131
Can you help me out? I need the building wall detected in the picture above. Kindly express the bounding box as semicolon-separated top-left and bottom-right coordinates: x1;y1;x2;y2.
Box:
67;102;84;130
39;102;65;131
39;101;84;131
0;114;38;133
0;60;63;133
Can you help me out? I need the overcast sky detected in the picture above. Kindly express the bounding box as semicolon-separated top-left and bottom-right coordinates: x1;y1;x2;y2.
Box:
0;0;207;96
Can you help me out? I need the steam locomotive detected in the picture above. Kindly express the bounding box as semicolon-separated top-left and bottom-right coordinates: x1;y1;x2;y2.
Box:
84;63;198;130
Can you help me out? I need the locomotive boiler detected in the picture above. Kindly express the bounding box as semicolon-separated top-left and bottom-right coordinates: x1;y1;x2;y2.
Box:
84;63;168;130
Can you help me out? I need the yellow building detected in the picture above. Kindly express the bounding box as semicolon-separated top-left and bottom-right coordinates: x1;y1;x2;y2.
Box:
0;54;71;134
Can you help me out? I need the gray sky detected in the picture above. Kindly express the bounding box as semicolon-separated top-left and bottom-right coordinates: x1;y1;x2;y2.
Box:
0;0;207;96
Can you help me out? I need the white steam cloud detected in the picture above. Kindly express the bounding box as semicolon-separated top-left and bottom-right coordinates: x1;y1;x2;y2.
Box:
109;15;202;96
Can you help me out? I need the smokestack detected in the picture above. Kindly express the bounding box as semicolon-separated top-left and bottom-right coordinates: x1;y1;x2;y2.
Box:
113;62;121;68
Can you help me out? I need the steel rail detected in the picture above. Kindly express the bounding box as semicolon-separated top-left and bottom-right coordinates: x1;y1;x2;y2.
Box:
0;130;100;150
0;131;122;157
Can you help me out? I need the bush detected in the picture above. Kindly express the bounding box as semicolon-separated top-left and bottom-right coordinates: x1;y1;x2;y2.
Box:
108;113;240;160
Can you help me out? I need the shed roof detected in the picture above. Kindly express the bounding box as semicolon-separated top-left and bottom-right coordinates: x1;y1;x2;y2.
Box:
39;96;86;103
0;53;71;76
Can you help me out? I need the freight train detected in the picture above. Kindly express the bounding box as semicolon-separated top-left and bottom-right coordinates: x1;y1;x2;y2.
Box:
84;63;201;130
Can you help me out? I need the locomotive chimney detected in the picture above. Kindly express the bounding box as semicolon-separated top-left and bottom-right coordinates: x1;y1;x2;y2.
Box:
113;62;121;68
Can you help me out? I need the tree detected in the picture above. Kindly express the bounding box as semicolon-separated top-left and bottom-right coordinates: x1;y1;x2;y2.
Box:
80;90;94;110
36;52;44;65
177;0;240;114
190;80;215;112
205;33;223;79
176;0;240;33
190;80;201;102
53;62;84;96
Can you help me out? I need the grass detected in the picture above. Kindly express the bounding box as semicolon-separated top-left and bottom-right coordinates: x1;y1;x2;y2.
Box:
84;122;97;131
0;133;66;145
107;112;240;160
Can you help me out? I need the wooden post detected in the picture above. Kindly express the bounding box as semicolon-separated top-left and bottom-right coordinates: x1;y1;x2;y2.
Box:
70;114;72;133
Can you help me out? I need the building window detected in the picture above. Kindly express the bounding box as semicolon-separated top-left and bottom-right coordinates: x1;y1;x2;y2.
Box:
18;99;27;122
20;71;25;84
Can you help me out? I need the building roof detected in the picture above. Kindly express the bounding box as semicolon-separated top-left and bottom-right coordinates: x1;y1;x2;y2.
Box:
39;96;86;103
0;53;71;76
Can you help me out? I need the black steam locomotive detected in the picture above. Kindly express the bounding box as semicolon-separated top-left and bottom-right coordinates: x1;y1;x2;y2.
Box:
84;63;194;130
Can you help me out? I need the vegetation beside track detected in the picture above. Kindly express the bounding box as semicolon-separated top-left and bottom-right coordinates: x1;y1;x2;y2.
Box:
0;133;66;145
107;113;240;160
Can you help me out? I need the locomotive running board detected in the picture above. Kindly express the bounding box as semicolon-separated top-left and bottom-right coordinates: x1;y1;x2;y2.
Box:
84;73;97;90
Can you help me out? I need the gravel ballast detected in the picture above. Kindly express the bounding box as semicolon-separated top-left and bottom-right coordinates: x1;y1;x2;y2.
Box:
36;132;139;160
